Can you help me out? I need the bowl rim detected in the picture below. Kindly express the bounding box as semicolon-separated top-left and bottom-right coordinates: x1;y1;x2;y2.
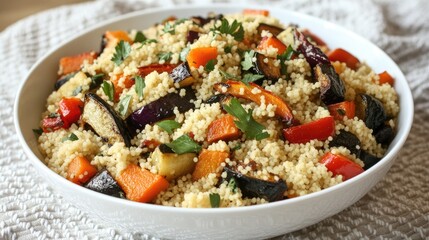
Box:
13;3;414;214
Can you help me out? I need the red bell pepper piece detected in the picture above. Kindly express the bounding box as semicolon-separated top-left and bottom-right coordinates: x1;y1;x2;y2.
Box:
58;97;84;128
328;101;356;120
41;116;64;132
282;116;335;144
327;48;360;70
319;152;364;180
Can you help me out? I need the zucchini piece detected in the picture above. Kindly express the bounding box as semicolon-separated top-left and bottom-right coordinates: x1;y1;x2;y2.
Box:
169;62;195;87
251;52;281;81
314;63;345;105
355;94;386;130
151;145;196;180
82;93;131;147
84;169;125;198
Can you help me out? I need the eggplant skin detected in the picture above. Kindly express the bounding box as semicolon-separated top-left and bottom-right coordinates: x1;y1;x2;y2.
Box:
54;72;77;90
329;130;361;157
294;30;330;69
355;94;386;130
84;169;125;198
359;151;381;170
127;88;196;133
169;62;195;87
257;23;284;36
252;52;281;81
314;63;345;105
224;167;287;202
374;124;394;146
82;93;132;147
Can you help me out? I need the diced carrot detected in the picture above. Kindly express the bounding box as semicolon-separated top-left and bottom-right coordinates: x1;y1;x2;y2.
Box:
257;36;287;55
328;101;355;120
67;156;98;185
319;152;364;181
138;63;178;77
186;47;218;68
207;114;240;144
111;75;135;101
378;71;394;86
327;48;360;70
243;9;270;16
282;116;335;144
116;164;169;203
192;149;229;181
104;30;133;49
302;29;327;47
58;52;97;76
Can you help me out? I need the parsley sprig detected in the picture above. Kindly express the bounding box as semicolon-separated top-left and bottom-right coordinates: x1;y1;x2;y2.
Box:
277;45;295;75
166;134;201;154
163;19;187;34
102;81;115;102
111;40;131;66
156;120;181;134
118;95;132;117
62;133;79;142
241;50;255;71
209;193;221;208
223;98;269;140
212;18;244;41
158;52;173;62
135;76;145;100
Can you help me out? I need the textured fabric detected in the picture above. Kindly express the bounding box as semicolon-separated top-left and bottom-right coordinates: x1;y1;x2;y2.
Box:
1;0;428;239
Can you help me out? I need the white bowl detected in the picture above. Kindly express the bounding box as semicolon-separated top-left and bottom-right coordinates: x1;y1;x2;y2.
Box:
14;4;413;240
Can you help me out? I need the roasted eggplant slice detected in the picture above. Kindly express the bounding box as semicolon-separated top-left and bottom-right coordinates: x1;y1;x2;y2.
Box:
127;88;196;133
294;30;330;68
224;167;287;202
374;124;395;146
329;130;361;156
82;93;131;147
355;94;386;130
190;14;223;26
84;169;125;198
251;52;281;81
55;72;77;90
169;62;195;87
151;146;196;180
257;23;284;36
187;30;200;43
314;63;345;105
359;151;381;170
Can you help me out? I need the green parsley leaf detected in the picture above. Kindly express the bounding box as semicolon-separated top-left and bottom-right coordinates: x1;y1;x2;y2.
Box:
224;45;232;54
32;128;43;137
222;98;269;140
205;59;216;72
72;86;82;96
166;134;202;154
180;47;190;62
118;95;132;117
163;19;187;35
135;76;145;100
134;31;147;43
156;120;181;134
241;73;264;86
231;144;241;151
209;193;221;208
102;80;115;102
62;133;79;142
158;52;173;62
277;45;295;75
212;19;244;41
90;73;104;90
227;178;237;193
241;50;255;71
111;40;131;66
219;70;239;80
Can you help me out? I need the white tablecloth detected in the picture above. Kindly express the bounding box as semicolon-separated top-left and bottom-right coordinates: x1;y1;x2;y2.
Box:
1;0;428;239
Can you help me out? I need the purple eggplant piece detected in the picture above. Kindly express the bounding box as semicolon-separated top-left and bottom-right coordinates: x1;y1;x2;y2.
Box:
355;94;386;130
294;30;330;68
127;87;196;133
314;63;345;105
187;30;199;43
329;130;361;157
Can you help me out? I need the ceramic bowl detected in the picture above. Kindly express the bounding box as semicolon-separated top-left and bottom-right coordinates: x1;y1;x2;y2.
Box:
14;4;413;239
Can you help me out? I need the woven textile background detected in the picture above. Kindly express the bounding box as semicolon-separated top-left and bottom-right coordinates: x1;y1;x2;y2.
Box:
0;0;428;239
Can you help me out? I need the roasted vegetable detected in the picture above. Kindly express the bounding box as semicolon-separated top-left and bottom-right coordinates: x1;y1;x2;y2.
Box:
314;63;345;105
190;14;223;26
204;94;230;104
127;88;196;133
328;101;355;120
251;52;281;81
224;167;287;202
192;150;229;181
378;71;394;86
186;47;218;68
169;62;195;87
329;130;361;156
58;97;83;128
214;80;295;126
294;30;330;68
374;124;395;146
256;23;284;36
207;114;240;144
58;52;97;76
82;93;131;147
67;156;98;185
151;146;196;181
327;48;360;70
257;36;287;55
355;94;386;130
41;116;64;132
282;116;335;144
84;168;125;198
359;151;381;170
54;73;76;90
116;164;169;203
319;152;364;181
100;30;132;53
243;9;269;16
301;29;327;47
138;63;177;77
187;30;200;43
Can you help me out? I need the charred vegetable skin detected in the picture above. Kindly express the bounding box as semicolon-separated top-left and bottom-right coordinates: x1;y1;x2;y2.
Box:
257;23;284;36
355;94;386;130
251;52;281;81
127;88;196;133
224;167;287;202
84;169;125;198
294;30;330;69
314;64;345;105
82;93;132;147
169;62;195;87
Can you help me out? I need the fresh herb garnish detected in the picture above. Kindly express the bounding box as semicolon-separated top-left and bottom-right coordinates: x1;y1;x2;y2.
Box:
241;73;264;86
90;73;104;89
156;120;181;134
72;86;82;96
336;108;346;116
219;70;239;80
135;76;145;100
102;80;115;102
241;50;255;71
209;193;221;208
111;40;131;66
212;18;244;41
231;144;241;151
222;98;269;140
158;52;173;62
227;178;237;193
180;47;190;62
134;31;147;43
32;128;43;137
205;59;216;72
224;45;232;54
163;19;187;34
118;95;132;117
166;134;201;154
62;133;79;142
277;45;295;75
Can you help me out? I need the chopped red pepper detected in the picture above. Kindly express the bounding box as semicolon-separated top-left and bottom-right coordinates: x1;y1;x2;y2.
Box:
257;36;287;55
319;152;364;180
378;71;394;86
327;48;360;70
58;97;84;128
302;29;327;47
41;116;64;132
328;101;356;120
282;116;335;144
